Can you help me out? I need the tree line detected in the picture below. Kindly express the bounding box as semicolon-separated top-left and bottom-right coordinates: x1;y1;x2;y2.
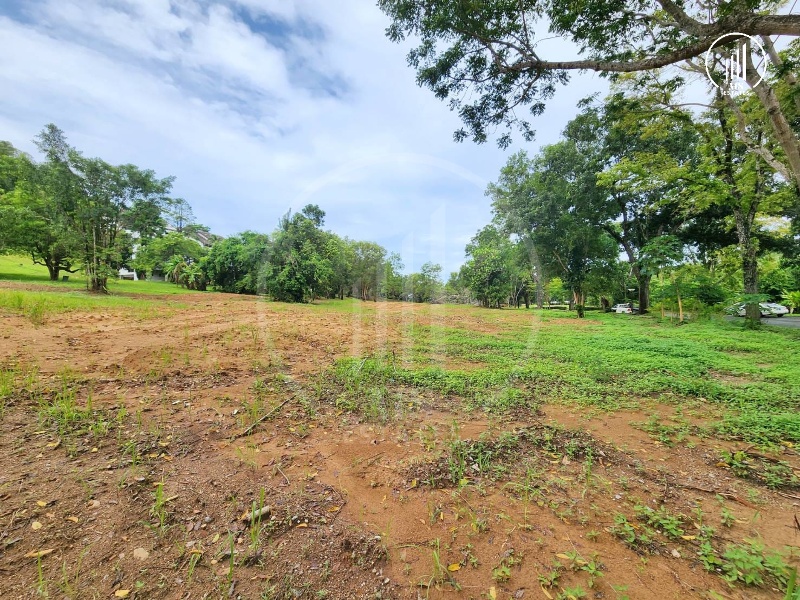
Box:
2;115;799;319
380;0;800;322
0;125;446;303
450;89;800;319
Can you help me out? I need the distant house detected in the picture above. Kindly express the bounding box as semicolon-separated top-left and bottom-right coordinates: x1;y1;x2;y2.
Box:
116;226;221;281
118;267;137;280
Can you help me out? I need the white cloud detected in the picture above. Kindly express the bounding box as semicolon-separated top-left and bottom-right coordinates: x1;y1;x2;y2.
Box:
0;0;607;275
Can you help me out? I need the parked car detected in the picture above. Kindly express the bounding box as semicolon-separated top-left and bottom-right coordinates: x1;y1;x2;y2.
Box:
611;303;638;314
764;302;789;316
726;302;788;317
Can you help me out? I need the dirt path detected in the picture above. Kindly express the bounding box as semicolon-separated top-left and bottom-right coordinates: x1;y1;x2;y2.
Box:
1;290;798;599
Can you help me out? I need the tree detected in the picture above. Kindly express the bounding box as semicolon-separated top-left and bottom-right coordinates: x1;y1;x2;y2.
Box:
461;225;513;308
639;235;686;319
350;241;387;301
122;198;168;245
203;232;269;294
687;102;793;323
259;205;333;302
407;262;443;302
379;0;800;188
782;290;800;314
0;142;82;279
590;96;700;313
381;252;406;300
133;232;206;279
444;270;473;304
165;198;195;233
33;124;175;292
489;144;616;315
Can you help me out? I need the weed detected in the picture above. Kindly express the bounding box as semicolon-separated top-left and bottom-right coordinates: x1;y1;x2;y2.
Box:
721;506;736;527
36;555;48;598
186;549;202;583
249;489;267;551
150;480;169;534
556;586;587;600
633;504;685;539
538;568;561;589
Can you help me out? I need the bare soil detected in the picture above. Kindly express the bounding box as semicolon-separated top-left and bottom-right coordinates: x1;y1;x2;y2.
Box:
1;289;798;600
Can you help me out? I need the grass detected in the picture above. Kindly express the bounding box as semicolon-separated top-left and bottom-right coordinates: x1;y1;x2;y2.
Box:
0;254;203;296
3;286;799;598
0;255;195;322
317;308;800;445
0;288;178;321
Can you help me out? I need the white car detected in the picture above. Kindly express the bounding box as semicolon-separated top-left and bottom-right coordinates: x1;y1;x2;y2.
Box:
611;303;636;314
728;302;788;317
765;303;789;316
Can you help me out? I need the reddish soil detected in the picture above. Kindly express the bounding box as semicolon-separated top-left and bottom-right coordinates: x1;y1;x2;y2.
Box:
1;288;798;600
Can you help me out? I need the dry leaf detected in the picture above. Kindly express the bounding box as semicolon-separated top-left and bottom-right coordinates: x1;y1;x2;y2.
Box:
488;586;497;600
25;549;54;558
114;590;130;598
328;506;341;513
296;523;308;528
31;521;42;530
66;516;79;523
680;535;696;541
35;501;47;507
447;563;460;572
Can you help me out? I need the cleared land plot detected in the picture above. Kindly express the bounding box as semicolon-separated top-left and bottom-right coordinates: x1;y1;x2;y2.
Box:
1;280;799;599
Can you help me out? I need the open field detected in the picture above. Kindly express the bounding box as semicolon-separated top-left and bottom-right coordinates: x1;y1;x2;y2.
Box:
1;282;799;599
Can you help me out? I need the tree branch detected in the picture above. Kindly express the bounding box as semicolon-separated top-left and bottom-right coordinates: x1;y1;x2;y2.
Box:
480;15;800;75
722;95;792;181
655;0;708;36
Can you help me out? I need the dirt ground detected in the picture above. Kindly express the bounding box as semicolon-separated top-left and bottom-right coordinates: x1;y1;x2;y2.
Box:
1;286;798;600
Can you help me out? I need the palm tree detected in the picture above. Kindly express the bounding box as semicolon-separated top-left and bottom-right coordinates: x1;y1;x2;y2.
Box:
183;263;206;291
782;290;800;314
163;255;187;286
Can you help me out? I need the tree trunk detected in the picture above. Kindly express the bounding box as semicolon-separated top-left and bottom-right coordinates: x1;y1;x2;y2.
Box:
735;208;760;325
46;261;59;281
89;276;108;293
746;51;800;191
634;271;651;314
573;289;585;318
534;274;544;308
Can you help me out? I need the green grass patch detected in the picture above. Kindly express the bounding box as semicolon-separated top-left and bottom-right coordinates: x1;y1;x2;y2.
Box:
0;254;203;296
323;309;800;445
0;288;185;323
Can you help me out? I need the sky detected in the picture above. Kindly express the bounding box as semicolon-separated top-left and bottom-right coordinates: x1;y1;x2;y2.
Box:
0;0;609;275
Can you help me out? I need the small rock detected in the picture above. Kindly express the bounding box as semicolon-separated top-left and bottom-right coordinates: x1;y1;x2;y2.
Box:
133;547;149;561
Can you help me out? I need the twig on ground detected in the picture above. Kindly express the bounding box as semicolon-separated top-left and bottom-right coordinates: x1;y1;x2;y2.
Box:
230;395;294;440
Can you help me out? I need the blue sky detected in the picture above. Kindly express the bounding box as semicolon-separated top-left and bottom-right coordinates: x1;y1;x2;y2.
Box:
0;0;608;275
